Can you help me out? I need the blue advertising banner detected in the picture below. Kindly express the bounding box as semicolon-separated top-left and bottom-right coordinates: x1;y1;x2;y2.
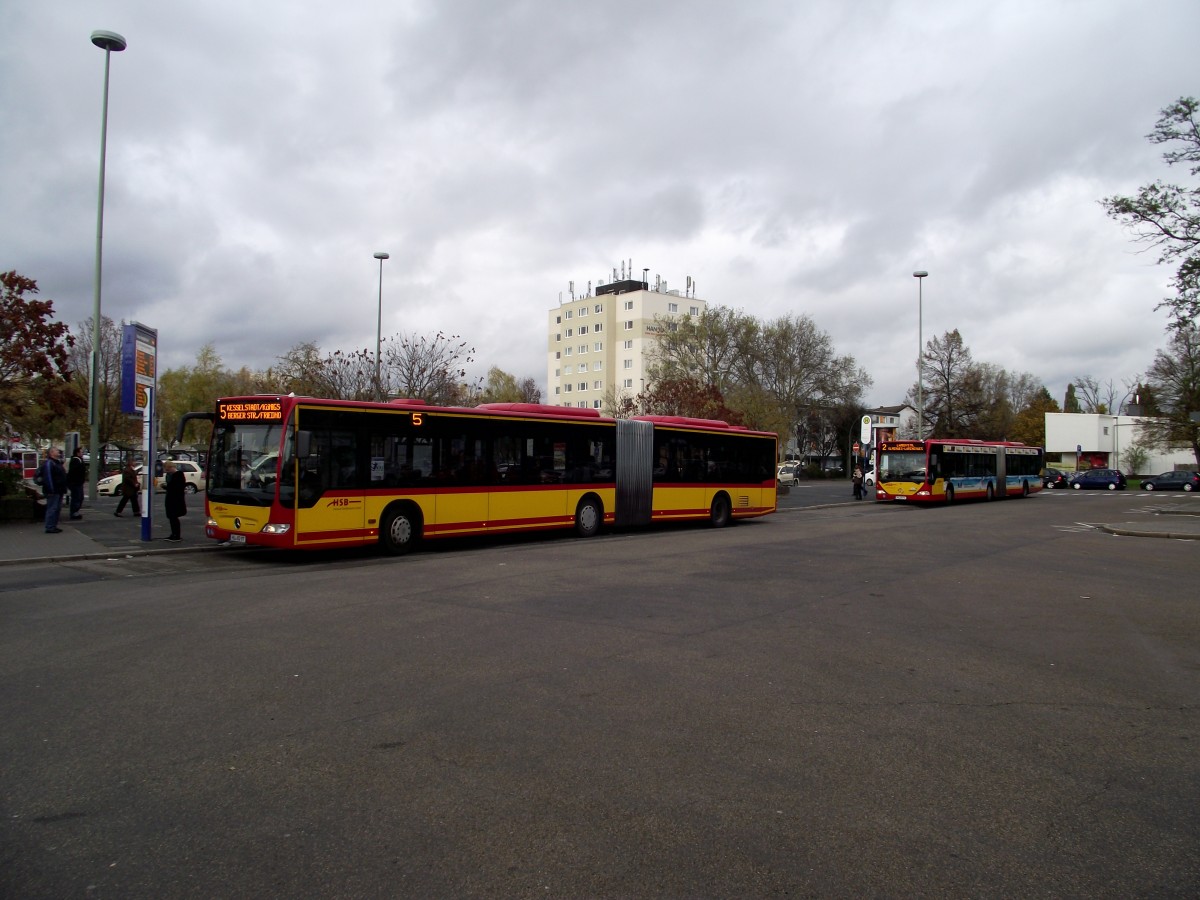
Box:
120;323;157;415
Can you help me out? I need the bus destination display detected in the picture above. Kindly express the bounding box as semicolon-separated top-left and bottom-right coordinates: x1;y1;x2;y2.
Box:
218;400;283;422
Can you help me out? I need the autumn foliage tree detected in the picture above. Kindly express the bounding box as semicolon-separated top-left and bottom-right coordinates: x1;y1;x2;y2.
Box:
0;271;84;441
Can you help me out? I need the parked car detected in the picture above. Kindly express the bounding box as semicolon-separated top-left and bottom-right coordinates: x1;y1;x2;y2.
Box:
1070;468;1127;491
153;460;205;494
1042;468;1071;490
862;464;875;487
1139;470;1200;492
97;465;144;496
776;463;798;486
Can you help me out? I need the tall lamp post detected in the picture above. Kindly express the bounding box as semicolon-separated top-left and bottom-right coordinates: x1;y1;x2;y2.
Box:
373;251;389;401
89;30;127;503
913;270;928;438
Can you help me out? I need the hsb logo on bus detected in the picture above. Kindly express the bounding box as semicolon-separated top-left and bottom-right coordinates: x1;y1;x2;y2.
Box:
328;498;356;508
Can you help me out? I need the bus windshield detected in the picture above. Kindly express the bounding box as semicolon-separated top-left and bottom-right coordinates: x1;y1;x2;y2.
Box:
208;421;285;507
879;449;927;484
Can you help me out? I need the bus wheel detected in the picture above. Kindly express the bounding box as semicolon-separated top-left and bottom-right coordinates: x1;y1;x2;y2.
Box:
986;483;994;501
575;496;602;538
710;493;732;528
945;485;954;504
380;503;421;555
1022;480;1030;497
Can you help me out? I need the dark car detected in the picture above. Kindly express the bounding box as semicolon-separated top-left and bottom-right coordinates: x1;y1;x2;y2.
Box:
1042;468;1071;489
1071;468;1127;491
1140;470;1200;492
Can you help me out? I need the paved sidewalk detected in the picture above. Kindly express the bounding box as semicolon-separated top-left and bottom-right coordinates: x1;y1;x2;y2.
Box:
1;494;220;567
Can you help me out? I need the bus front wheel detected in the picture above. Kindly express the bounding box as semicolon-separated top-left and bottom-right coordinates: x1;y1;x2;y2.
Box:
710;493;732;528
945;485;955;504
381;503;421;555
575;496;602;538
986;483;994;501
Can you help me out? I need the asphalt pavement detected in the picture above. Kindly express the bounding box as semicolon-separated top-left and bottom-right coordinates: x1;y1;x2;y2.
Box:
2;483;1198;567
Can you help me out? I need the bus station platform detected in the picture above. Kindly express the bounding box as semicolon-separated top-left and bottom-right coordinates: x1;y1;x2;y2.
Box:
0;495;223;567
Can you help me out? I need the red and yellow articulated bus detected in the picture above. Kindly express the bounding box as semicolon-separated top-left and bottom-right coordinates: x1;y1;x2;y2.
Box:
874;438;1044;504
180;396;777;553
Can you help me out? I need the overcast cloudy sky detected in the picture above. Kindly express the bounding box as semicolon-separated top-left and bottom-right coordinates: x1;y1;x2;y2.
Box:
2;0;1196;408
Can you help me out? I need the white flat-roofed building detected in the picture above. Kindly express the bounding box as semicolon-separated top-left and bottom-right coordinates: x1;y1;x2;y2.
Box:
1044;412;1196;474
547;277;706;413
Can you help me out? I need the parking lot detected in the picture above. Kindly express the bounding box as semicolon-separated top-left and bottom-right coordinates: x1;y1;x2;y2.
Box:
1;488;1197;897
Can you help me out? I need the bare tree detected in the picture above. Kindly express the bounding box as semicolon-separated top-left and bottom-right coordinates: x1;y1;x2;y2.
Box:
1141;324;1200;465
910;329;976;437
1072;376;1133;415
69;315;138;450
383;331;479;406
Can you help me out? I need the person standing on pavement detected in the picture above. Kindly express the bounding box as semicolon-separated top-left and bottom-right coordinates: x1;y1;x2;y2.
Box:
852;465;864;501
162;460;186;542
66;446;86;520
40;447;68;533
114;459;141;517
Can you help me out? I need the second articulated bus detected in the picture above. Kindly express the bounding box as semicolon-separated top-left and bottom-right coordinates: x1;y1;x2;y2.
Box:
874;438;1044;503
180;395;778;554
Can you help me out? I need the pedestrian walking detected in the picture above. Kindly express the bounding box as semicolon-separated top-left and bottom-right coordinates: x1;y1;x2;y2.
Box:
114;460;141;517
162;460;187;542
66;446;86;519
852;465;864;501
40;447;68;533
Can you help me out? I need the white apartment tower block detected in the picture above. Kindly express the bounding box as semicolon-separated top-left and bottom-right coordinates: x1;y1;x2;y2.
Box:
546;277;707;413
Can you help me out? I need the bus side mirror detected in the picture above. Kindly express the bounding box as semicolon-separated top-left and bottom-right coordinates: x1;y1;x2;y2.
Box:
296;430;312;460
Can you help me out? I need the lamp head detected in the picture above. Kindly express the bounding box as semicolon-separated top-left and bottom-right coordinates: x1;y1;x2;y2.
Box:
913;270;928;278
91;30;127;52
374;252;389;260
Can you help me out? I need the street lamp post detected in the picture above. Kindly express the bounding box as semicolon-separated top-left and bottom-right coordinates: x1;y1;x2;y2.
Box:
913;270;928;438
373;251;389;401
89;30;127;503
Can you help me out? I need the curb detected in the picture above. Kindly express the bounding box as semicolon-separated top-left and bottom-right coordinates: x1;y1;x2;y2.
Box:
0;542;247;568
1099;525;1199;541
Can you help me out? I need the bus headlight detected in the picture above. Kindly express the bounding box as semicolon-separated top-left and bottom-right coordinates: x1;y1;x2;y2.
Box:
261;523;291;535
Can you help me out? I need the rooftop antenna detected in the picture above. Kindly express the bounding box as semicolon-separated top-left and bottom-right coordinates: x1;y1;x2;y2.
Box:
569;280;575;301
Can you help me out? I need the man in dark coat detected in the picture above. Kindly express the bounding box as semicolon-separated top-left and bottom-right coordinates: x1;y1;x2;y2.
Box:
66;446;86;519
115;460;141;517
41;447;68;533
162;460;187;542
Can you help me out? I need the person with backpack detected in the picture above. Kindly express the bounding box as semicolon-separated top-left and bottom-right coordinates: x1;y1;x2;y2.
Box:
40;447;68;533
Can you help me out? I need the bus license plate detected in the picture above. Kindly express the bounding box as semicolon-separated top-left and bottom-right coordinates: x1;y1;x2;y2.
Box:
229;534;246;544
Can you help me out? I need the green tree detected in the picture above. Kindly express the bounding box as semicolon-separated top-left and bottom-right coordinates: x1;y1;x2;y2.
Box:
478;366;541;404
157;345;252;448
1101;97;1200;328
1009;387;1061;447
1063;383;1082;413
